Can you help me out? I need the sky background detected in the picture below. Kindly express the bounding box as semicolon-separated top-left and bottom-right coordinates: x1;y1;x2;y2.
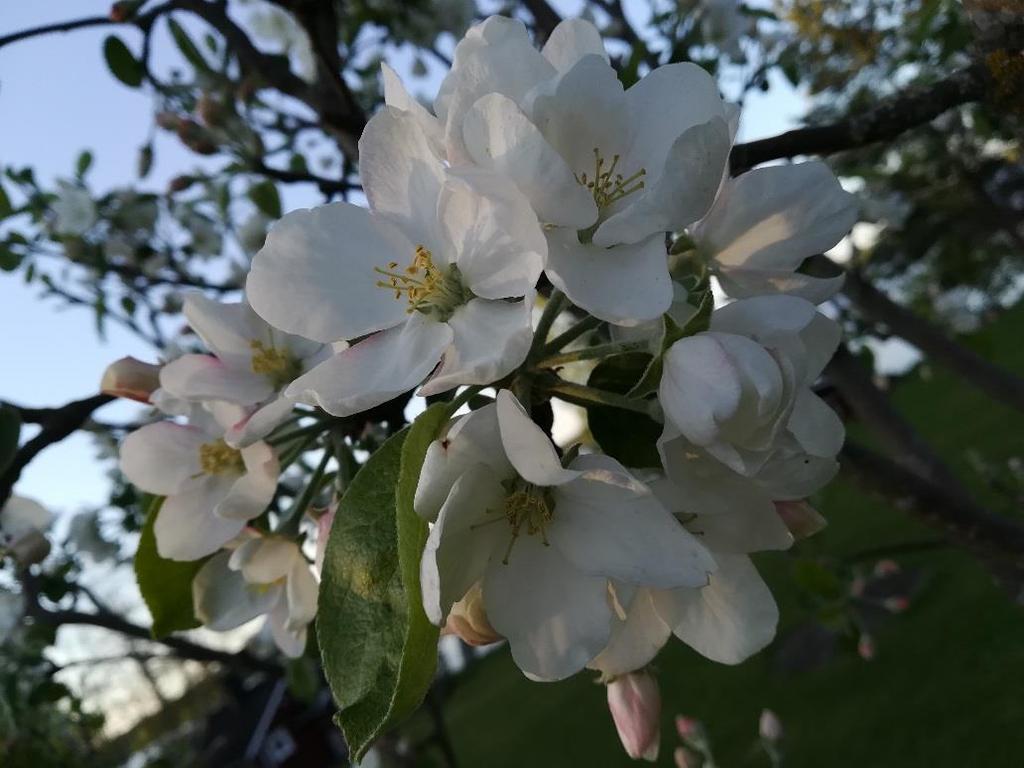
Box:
0;0;806;515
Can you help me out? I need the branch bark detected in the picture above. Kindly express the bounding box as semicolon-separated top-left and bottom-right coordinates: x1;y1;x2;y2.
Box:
730;62;991;174
843;270;1024;412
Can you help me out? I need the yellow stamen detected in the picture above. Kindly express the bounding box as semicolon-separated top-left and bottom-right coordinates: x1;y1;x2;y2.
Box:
374;245;472;321
499;484;554;564
575;148;646;210
198;439;245;475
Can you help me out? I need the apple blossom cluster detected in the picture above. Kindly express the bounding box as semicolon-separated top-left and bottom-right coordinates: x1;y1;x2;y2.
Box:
111;14;855;760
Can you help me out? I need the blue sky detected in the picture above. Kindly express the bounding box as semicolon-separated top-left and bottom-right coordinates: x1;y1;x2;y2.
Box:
0;1;808;514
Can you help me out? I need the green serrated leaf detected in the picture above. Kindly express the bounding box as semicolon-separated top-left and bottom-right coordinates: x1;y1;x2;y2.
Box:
587;353;662;468
0;405;21;476
319;405;449;762
247;180;282;219
167;17;211;73
102;36;144;88
134;496;207;637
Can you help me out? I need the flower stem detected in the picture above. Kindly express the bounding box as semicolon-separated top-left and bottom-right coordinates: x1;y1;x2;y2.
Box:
534;339;651;369
542;314;604;353
279;447;332;534
542;381;654;415
267;420;328;447
444;384;484;416
528;289;568;360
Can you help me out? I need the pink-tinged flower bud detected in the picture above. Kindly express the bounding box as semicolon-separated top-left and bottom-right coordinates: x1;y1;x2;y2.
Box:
883;596;910;614
873;559;901;577
155;111;182;131
100;356;161;403
759;709;783;742
675;715;702;741
442;583;501;646
774;500;827;540
314;506;335;577
168;174;196;193
673;747;694;768
196;93;226;128
607;671;661;762
858;634;875;661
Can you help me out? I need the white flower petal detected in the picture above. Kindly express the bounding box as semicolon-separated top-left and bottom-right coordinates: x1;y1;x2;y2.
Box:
247;202;411;343
551;454;715;589
589;587;671;676
462;93;597;228
594;117;731;247
381;61;445;157
226;394;297;448
286;557;319;630
154;476;245;561
359;106;446;247
788;390;845;458
120;422;204;496
419;298;533;396
268;597;307;658
541;17;608;72
694;161;858;271
716;267;845;304
421;465;508;624
496;389;580;487
193;552;279;631
159;354;274;405
483;534;611;681
414;403;514;522
756;442;839;500
285;315;454;416
545;228;672;326
231;537;296;582
215;442;278;520
654;554;778;665
441;167;545;299
182;295;261;364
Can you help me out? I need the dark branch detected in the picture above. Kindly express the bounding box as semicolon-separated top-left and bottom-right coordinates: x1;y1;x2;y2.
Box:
0;15;113;49
730;62;991;174
0;394;114;508
521;0;562;42
843;270;1024;413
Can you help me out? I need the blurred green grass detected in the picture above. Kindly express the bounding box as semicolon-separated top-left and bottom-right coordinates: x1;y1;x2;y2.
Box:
413;306;1024;767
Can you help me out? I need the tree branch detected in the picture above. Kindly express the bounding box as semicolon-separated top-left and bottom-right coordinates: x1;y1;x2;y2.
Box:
0;394;114;508
730;62;991;174
521;0;562;42
843;270;1024;412
0;15;113;49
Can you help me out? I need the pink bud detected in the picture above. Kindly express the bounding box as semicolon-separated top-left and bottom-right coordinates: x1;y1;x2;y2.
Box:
5;529;50;566
100;356;161;403
759;709;783;742
873;559;901;577
858;634;875;661
883;596;910;614
675;715;701;741
314;506;336;577
443;583;502;646
607;671;661;762
673;747;694;768
774;500;827;540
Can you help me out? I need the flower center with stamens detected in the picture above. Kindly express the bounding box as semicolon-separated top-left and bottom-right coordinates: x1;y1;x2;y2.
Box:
198;439;245;475
498;480;555;564
374;245;473;322
575;147;646;244
250;340;302;389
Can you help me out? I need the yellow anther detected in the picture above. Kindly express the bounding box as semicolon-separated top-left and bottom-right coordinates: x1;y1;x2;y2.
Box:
575;148;646;210
374;245;471;321
198;439;245;476
499;484;554;564
249;339;301;388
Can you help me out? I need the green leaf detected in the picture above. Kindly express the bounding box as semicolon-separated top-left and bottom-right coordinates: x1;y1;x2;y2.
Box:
318;405;449;761
75;150;94;179
0;404;21;476
586;353;662;468
247;180;282;219
167;18;211;73
0;182;12;219
134;496;206;637
102;36;144;88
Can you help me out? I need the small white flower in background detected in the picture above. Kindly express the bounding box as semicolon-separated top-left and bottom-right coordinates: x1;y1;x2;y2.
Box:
119;402;278;560
437;16;731;325
192;531;319;658
51;181;97;235
759;708;783;741
158;294;330;446
0;496;53;566
415;390;714;681
695;0;755;58
67;510;120;563
691;161;858;303
247;106;544;416
659;294;844;480
237;211;271;256
100;356;162;403
606;670;662;762
243;0;317;83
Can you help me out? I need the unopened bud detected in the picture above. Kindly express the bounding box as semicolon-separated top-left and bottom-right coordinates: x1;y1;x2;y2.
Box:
108;1;142;22
443;583;501;646
858;634;875;661
5;529;50;566
675;715;702;741
168;175;196;193
137;143;153;179
196;93;226;127
759;709;783;742
607;671;661;762
101;356;161;403
774;500;827;540
177;120;218;155
155;111;182;131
